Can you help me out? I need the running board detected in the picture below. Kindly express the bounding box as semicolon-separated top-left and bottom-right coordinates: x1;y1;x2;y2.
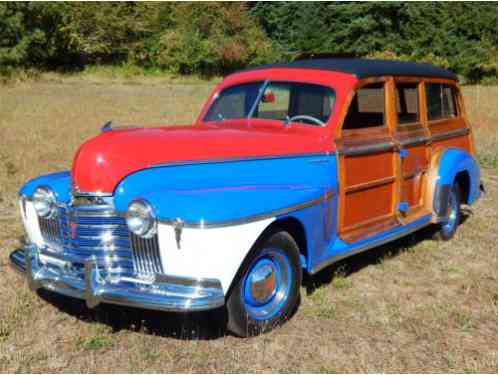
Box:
311;216;431;274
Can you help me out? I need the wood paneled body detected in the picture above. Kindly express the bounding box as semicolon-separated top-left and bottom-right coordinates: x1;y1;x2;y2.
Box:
335;76;473;243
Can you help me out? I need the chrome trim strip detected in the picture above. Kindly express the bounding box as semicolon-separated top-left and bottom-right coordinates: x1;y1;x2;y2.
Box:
71;210;119;217
77;233;130;241
158;190;334;229
338;127;470;157
430;128;470;142
71;189;113;198
39;248;133;265
12;245;225;312
154;273;222;290
399;136;430;147
311;218;430;274
72;223;123;229
338;142;394;156
152;152;332;169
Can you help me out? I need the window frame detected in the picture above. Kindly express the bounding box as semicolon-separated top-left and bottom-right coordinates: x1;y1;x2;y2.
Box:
424;80;461;123
393;78;423;128
340;78;389;134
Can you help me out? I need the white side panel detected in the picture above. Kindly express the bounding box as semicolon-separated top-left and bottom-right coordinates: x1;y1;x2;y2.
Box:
20;200;44;246
157;218;275;294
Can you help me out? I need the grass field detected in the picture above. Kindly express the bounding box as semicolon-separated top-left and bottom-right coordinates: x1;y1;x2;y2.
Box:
0;78;497;372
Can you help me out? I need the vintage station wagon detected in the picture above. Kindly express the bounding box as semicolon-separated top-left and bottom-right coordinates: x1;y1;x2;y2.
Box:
10;58;482;336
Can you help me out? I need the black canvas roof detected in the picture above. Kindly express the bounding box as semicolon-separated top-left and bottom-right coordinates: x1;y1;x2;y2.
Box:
242;58;457;81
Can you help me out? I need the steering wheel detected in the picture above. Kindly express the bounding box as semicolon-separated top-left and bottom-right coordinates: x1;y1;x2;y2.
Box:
285;115;325;127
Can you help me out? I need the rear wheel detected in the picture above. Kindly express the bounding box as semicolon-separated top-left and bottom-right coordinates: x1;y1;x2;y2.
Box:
433;183;462;241
226;230;301;337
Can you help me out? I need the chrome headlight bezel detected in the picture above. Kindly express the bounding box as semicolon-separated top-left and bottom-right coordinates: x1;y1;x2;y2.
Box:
126;199;157;238
32;186;57;219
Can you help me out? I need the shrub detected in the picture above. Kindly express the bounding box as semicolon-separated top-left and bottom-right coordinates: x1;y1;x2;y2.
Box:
135;3;280;76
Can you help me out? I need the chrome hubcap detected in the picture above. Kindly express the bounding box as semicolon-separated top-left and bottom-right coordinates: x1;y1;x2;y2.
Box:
248;263;277;304
242;249;292;320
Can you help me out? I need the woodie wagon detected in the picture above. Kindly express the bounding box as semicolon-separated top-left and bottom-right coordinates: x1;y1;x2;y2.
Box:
10;58;483;336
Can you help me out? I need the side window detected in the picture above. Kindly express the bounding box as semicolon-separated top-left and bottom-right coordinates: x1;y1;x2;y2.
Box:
395;82;420;125
255;82;335;124
343;83;385;130
425;83;458;121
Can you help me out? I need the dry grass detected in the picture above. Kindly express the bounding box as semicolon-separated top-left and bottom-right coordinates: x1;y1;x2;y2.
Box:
0;78;497;372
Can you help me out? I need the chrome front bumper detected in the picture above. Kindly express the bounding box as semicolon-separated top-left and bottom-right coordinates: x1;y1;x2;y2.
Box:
9;245;225;312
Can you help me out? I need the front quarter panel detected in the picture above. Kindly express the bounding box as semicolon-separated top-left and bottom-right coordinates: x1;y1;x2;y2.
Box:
115;155;339;289
157;219;274;293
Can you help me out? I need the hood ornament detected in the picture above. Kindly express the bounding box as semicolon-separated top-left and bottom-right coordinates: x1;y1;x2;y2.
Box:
101;121;113;133
173;218;185;250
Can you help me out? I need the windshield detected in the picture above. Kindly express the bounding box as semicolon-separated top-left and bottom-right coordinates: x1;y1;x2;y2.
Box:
204;81;264;122
203;81;336;125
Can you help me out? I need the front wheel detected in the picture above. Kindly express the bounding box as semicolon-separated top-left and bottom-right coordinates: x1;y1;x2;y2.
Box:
226;230;302;337
434;183;462;241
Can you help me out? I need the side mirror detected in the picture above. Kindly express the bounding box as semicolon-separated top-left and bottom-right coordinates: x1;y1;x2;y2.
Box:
261;91;275;103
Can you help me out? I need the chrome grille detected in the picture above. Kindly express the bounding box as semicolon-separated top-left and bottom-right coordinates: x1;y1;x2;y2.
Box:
37;199;162;277
130;233;163;274
38;212;63;249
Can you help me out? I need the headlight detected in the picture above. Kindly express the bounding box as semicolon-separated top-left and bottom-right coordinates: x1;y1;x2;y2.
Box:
126;200;156;238
32;186;57;218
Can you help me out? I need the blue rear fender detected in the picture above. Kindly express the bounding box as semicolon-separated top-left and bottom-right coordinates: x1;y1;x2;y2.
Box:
435;148;481;205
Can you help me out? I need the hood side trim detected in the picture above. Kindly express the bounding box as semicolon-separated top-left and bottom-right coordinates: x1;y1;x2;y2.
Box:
151;152;332;169
158;190;334;229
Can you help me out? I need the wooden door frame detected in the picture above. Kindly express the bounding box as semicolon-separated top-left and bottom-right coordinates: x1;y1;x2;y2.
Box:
335;76;400;241
390;76;433;221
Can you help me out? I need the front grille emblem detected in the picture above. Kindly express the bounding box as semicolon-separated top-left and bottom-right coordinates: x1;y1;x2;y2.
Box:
69;219;78;240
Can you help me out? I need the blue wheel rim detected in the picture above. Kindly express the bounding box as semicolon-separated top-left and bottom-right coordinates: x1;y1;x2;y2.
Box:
442;188;458;235
241;248;293;321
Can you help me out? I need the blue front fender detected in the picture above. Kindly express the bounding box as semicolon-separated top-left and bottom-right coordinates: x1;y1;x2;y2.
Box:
18;171;72;203
113;155;338;224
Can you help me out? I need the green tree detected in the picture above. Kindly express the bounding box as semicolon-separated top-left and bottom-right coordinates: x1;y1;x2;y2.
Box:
137;3;279;75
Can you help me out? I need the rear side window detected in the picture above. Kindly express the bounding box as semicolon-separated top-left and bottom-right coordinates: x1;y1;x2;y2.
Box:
395;82;420;125
343;83;385;130
425;83;458;121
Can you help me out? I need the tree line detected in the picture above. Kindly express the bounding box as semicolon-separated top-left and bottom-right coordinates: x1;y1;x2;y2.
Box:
1;2;498;82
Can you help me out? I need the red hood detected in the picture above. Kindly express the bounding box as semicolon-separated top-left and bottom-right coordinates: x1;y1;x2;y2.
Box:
71;122;333;193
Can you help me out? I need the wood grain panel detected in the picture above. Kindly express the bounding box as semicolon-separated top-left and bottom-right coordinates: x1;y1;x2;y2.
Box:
343;182;394;229
431;135;471;153
401;175;424;208
344;151;394;187
402;144;428;175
